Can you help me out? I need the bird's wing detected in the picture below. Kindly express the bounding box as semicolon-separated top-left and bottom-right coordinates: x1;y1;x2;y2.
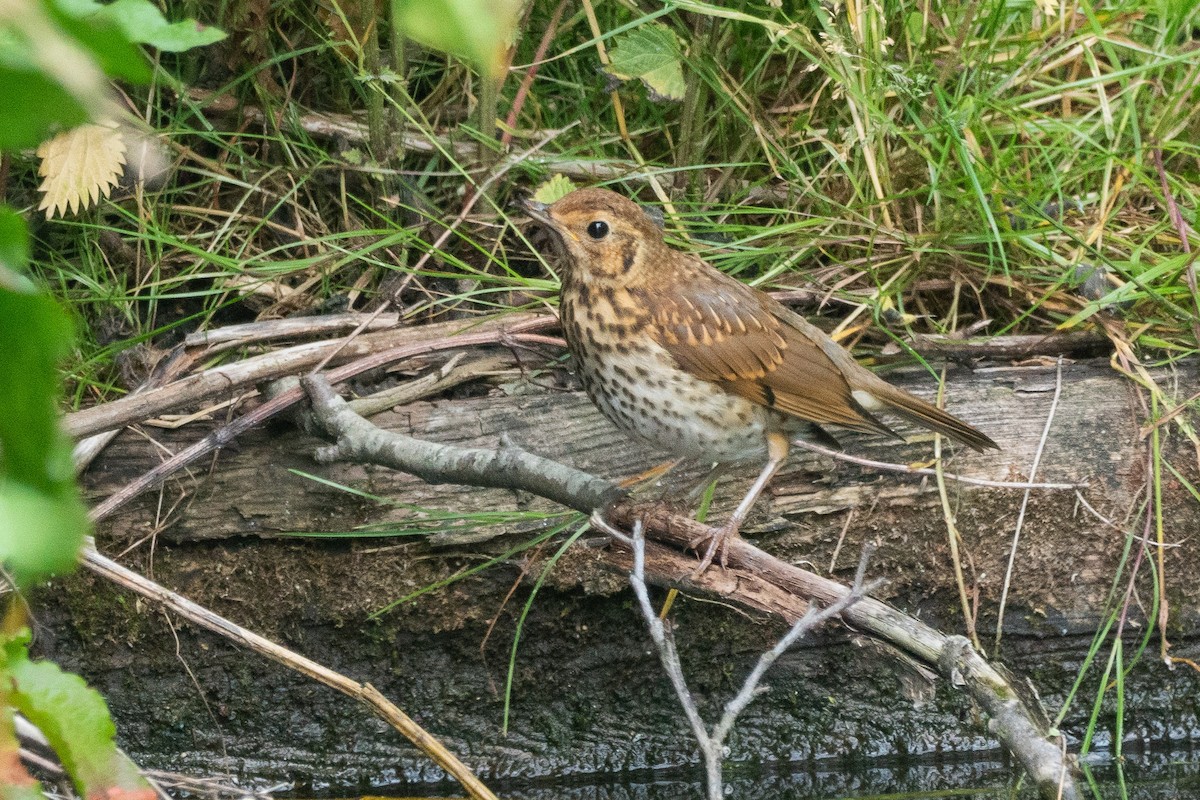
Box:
648;261;895;436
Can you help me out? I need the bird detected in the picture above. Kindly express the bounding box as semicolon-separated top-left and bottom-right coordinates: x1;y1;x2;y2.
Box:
523;187;998;569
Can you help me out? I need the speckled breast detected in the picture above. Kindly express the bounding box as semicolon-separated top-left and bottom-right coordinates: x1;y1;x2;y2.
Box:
560;288;776;464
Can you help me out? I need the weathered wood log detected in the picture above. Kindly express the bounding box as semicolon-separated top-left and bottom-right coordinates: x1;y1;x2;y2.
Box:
83;358;1199;622
61;356;1200;792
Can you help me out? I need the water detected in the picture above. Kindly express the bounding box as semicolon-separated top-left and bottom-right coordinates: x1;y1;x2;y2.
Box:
288;746;1200;800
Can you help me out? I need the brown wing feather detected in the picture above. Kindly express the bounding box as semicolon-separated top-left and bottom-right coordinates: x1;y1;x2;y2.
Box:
650;261;896;436
648;259;998;450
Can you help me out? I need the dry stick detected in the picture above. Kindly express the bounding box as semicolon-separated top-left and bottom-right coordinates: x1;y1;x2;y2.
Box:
79;544;499;800
87;321;552;524
604;514;875;800
995;358;1065;651
183;312;402;349
933;377;980;652
65;312;550;440
301;375;1080;800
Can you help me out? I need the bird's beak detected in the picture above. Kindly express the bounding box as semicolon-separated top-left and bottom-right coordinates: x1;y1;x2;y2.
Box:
521;197;554;227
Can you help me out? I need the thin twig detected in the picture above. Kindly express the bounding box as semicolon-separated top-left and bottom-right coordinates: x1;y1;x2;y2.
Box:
65;313;552;439
995;357;1064;650
80;543;499;800
933;374;981;650
789;438;1084;490
608;514;873;800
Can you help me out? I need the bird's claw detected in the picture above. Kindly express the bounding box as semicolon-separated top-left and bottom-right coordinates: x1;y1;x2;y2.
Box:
690;523;737;574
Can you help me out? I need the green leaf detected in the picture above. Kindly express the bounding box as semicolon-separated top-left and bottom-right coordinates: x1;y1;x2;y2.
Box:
61;0;226;52
605;23;686;102
0;287;75;492
47;1;152;82
532;175;576;204
391;0;521;79
0;483;88;585
0;213;88;586
0;67;90;151
0;209;30;276
1;631;154;800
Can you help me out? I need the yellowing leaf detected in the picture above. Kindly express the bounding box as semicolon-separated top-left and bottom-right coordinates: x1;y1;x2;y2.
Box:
532;175;576;204
605;23;686;102
35;122;127;219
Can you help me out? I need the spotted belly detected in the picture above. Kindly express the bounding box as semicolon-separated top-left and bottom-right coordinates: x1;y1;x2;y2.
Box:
573;339;779;464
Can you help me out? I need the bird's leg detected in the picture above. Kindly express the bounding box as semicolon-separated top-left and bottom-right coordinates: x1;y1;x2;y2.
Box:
693;431;790;572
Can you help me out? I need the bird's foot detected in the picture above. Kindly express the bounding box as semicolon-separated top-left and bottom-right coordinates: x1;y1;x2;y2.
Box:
691;522;740;573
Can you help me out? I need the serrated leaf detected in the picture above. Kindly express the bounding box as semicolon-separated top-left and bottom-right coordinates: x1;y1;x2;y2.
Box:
605;23;686;102
391;0;521;79
2;633;154;800
532;175;576;204
36;122;127;218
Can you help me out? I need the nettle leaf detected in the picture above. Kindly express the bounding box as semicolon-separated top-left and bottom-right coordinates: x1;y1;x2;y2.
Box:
605;23;686;102
1;632;154;800
532;175;576;204
392;0;521;79
36;121;128;218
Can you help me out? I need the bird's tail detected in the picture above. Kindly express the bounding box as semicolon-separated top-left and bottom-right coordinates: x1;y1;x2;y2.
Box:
865;382;999;452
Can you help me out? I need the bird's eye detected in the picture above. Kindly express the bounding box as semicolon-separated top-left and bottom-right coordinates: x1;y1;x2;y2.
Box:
586;220;609;240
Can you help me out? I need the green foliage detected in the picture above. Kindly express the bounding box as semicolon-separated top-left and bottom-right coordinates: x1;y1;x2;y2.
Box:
59;0;227;52
0;1;145;150
0;241;86;586
0;627;153;800
5;0;1198;773
605;22;687;101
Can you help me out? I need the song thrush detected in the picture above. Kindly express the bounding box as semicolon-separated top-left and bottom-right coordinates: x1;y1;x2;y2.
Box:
524;188;998;568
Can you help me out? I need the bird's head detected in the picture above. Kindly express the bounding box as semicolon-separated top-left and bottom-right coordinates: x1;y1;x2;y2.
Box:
522;188;666;286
